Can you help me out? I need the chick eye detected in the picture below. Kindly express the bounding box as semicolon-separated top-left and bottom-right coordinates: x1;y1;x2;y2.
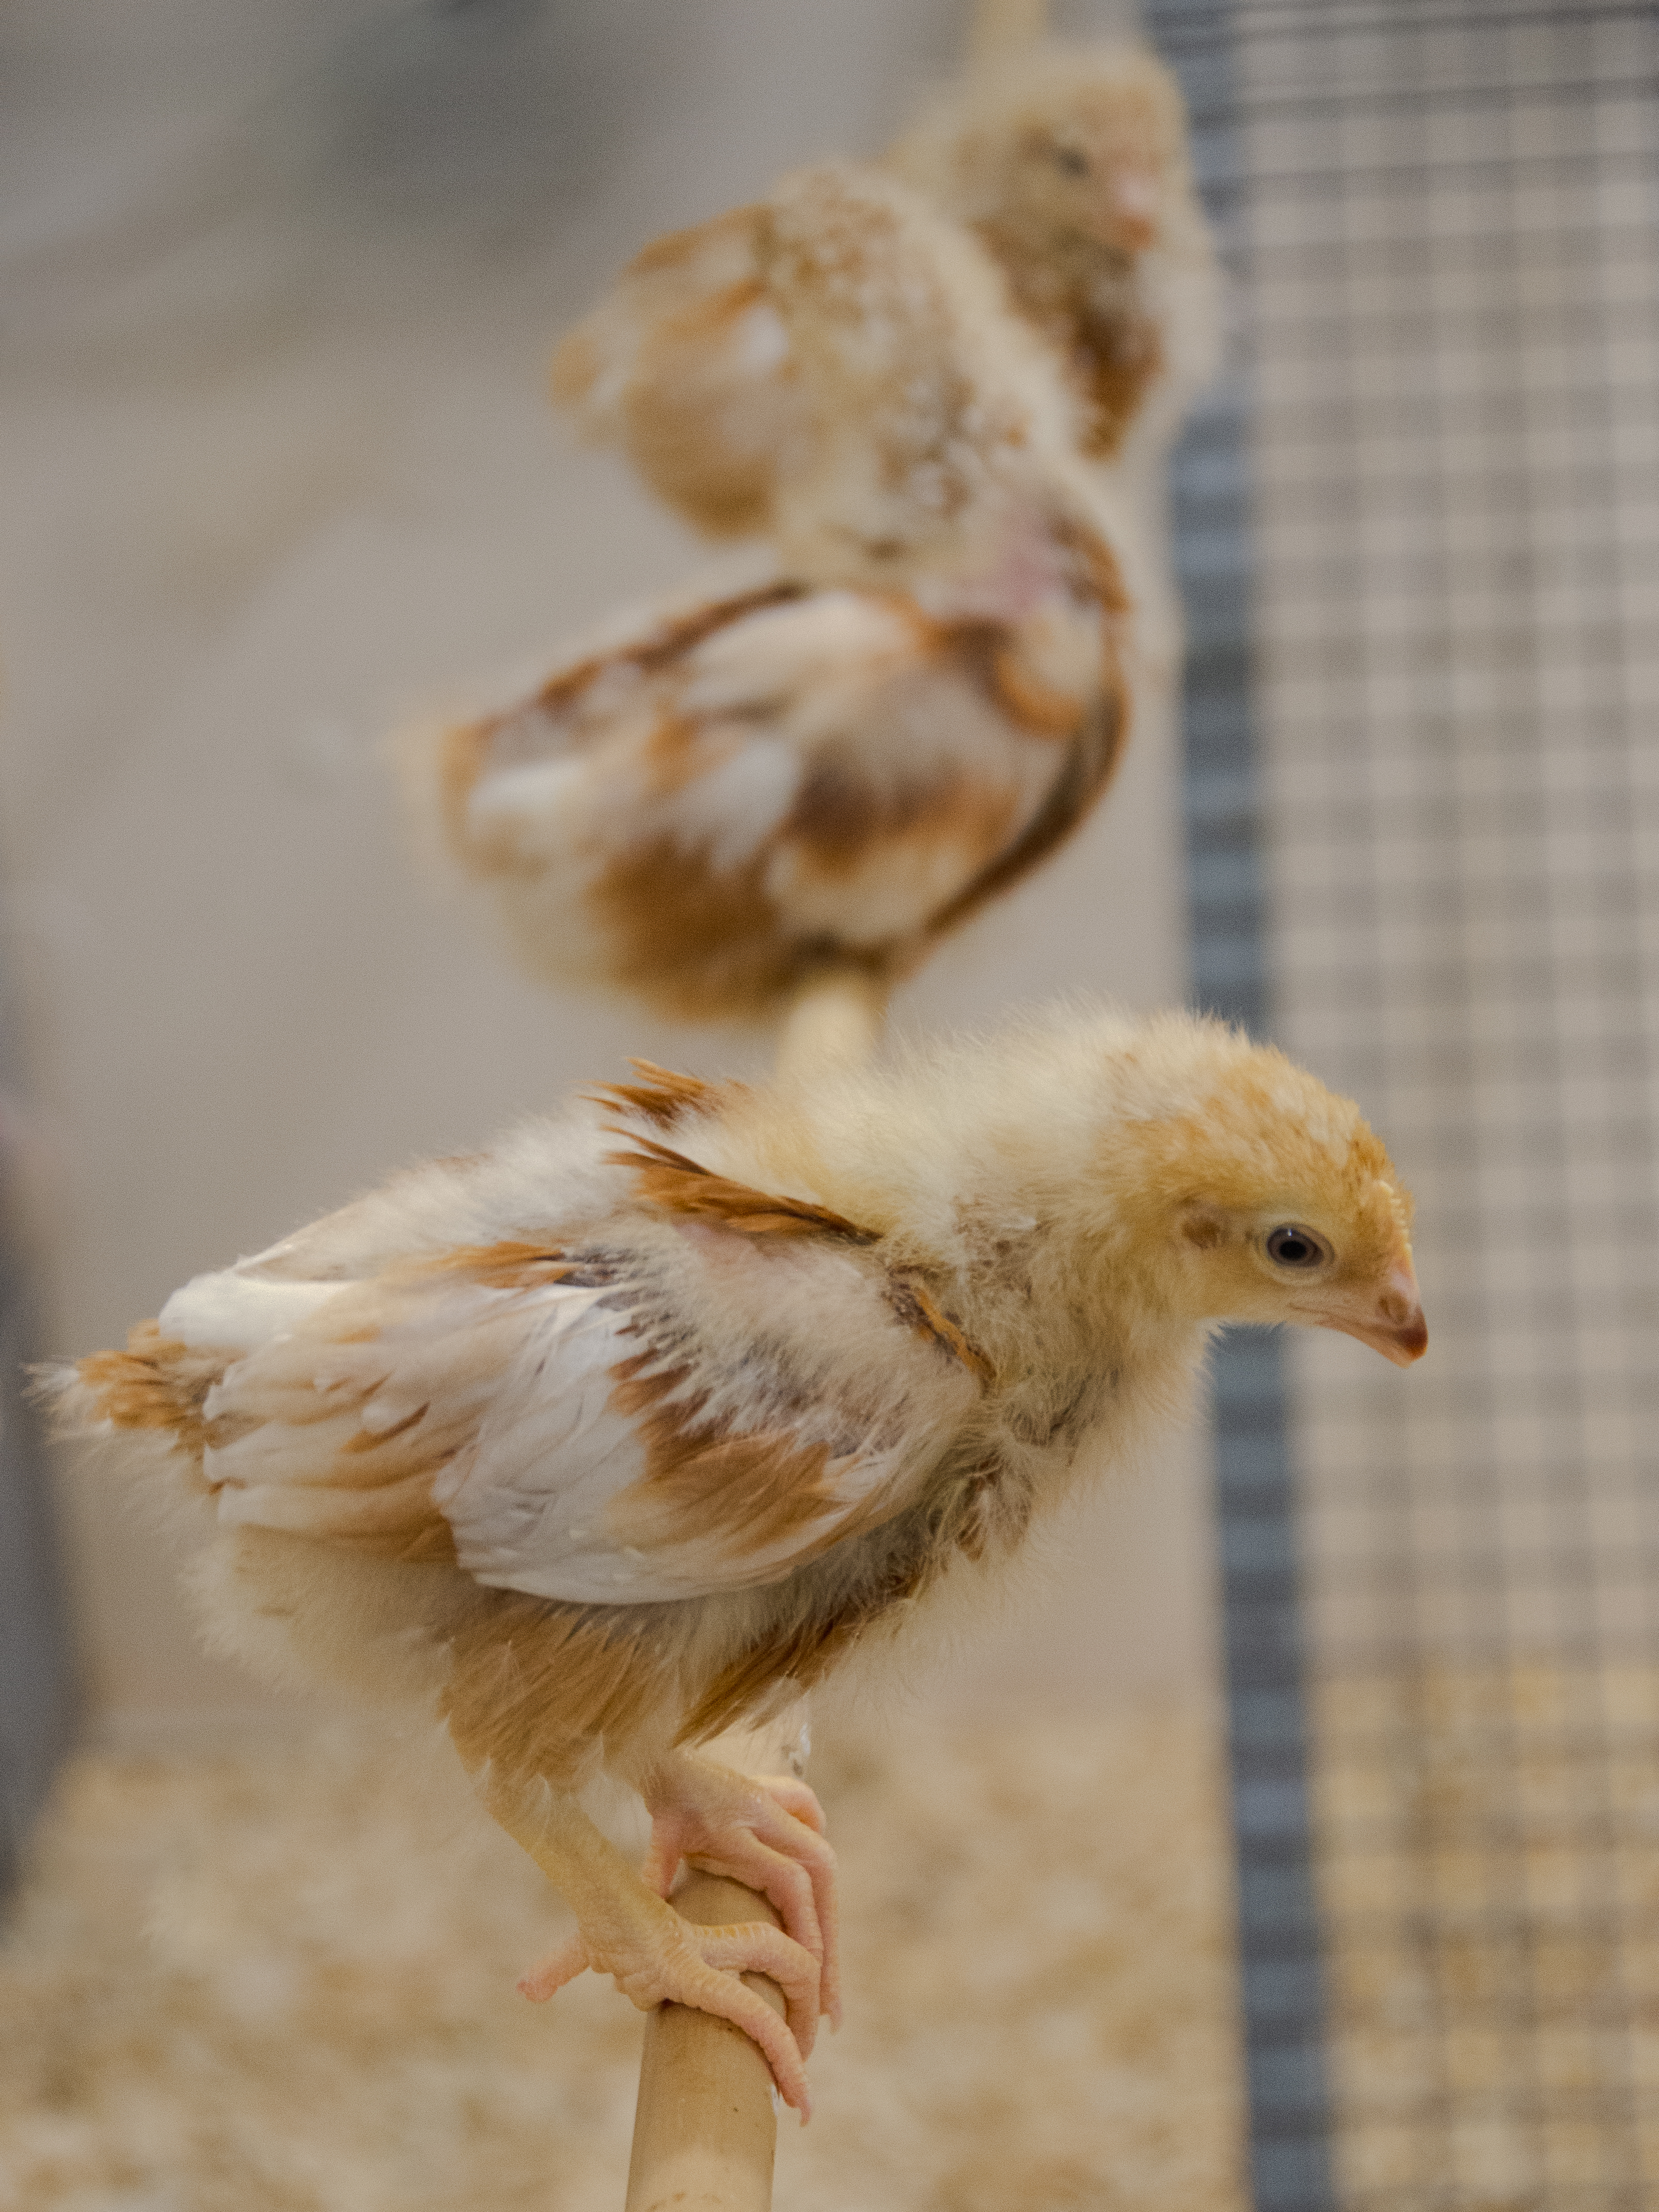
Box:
1265;1224;1331;1270
1052;145;1090;177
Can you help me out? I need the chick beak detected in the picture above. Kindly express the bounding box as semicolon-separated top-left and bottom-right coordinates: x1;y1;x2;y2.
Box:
1316;1256;1428;1367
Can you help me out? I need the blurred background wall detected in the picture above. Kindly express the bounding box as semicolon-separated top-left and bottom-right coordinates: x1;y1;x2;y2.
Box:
0;0;1218;1746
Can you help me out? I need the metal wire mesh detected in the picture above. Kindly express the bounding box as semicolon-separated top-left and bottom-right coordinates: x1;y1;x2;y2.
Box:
1155;1;1658;2204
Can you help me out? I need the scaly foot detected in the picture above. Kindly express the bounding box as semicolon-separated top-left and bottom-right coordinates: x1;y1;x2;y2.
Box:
518;1877;821;2115
638;1756;841;2031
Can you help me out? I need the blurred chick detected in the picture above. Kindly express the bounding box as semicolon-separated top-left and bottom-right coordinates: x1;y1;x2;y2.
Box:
551;42;1219;543
434;164;1139;1044
56;1008;1425;2115
892;41;1221;468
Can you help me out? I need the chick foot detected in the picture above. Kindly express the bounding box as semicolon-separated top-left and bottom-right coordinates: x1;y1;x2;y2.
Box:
638;1753;841;2030
518;1880;821;2115
481;1762;823;2112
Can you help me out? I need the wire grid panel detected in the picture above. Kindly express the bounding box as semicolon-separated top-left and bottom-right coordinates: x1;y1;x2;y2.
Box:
1148;0;1340;2199
1229;4;1658;2206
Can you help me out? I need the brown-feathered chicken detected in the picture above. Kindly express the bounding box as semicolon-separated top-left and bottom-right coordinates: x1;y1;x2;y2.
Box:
550;42;1220;543
433;164;1139;1040
55;1009;1425;2114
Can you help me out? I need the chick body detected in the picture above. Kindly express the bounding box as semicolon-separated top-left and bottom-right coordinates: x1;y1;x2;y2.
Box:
58;1010;1424;2110
552;43;1221;543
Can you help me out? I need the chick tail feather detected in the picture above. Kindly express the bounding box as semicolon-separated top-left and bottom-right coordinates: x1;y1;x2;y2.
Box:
34;1332;212;1499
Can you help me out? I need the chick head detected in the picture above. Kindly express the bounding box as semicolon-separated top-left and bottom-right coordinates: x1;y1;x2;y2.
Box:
1100;1022;1426;1365
892;44;1191;263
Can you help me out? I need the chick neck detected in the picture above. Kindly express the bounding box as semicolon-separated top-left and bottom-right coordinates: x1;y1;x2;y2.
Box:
775;444;1117;632
763;167;1098;609
767;1016;1239;1387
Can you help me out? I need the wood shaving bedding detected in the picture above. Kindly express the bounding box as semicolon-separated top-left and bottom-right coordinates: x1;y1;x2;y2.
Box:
0;1703;1245;2212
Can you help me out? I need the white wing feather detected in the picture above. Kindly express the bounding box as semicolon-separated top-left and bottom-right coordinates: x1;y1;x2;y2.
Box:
175;1238;955;1606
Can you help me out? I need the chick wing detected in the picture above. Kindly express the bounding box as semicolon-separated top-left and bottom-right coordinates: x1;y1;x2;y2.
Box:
551;205;797;541
117;1127;985;1607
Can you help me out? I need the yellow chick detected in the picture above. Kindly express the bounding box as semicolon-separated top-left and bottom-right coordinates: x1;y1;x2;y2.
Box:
890;41;1221;467
433;164;1140;1041
551;42;1220;543
54;1009;1425;2117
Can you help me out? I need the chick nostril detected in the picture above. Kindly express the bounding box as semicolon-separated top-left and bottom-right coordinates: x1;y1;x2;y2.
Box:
1380;1294;1409;1326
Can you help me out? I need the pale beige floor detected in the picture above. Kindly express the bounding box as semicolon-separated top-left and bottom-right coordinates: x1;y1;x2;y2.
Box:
0;1704;1246;2212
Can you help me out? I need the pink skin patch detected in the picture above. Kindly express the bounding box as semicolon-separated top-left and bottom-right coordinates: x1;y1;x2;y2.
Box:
941;519;1073;626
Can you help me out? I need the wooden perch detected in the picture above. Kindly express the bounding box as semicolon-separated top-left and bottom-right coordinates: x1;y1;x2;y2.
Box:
775;968;888;1081
623;1707;811;2212
624;1871;786;2212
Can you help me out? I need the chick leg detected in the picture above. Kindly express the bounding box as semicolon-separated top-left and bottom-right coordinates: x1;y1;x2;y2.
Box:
484;1767;822;2115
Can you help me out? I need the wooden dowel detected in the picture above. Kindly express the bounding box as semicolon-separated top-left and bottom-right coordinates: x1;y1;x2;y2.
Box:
775;968;888;1081
623;1706;811;2211
623;1872;786;2212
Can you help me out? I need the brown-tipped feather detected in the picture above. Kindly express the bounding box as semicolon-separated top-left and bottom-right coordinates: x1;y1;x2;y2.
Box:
987;641;1095;735
783;750;1019;881
611;1136;876;1242
678;1447;1024;1743
677;1610;862;1745
607;1353;850;1561
586;1062;733;1131
886;1272;994;1384
77;1323;224;1467
678;1544;939;1745
925;677;1127;942
441;1592;670;1787
528;583;804;719
415;1240;581;1291
587;838;811;1023
441;584;808;873
268;1473;460;1549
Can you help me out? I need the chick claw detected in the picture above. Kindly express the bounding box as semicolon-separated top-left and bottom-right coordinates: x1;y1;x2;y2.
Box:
518;1894;821;2118
640;1762;841;2031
